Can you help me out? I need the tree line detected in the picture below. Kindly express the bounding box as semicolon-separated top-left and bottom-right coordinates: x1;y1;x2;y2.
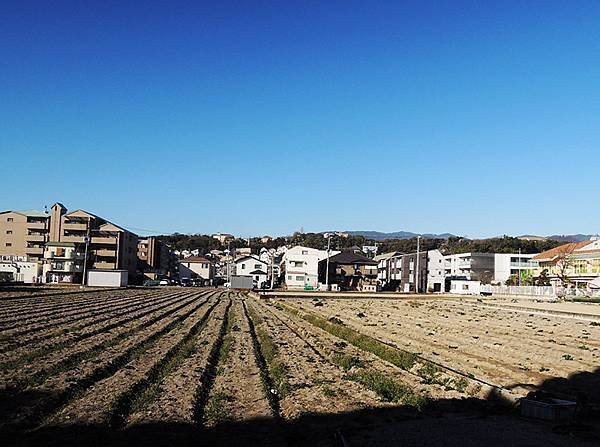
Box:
157;233;561;257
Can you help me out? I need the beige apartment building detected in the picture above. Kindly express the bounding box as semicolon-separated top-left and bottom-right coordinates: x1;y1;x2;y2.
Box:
48;203;138;277
137;236;175;280
0;202;138;283
0;209;50;262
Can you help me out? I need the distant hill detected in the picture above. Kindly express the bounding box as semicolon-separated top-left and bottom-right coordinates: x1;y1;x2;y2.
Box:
546;234;598;242
518;234;597;243
346;230;455;240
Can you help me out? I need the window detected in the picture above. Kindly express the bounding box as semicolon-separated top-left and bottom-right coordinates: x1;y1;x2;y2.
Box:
6;230;12;235
6;243;12;247
462;284;469;290
288;275;292;280
7;218;13;222
241;264;245;269
295;276;304;281
254;264;262;269
302;250;308;255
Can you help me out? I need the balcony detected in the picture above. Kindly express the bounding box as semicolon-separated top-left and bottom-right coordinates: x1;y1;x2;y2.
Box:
27;234;46;242
27;222;47;230
510;261;538;268
92;236;117;244
51;263;83;272
95;248;116;257
62;235;85;243
94;261;116;269
63;222;88;231
25;247;44;255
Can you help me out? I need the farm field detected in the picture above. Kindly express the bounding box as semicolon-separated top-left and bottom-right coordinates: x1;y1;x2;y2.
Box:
0;288;598;446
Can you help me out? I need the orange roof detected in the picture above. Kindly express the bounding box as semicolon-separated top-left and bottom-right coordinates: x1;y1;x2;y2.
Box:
533;240;594;261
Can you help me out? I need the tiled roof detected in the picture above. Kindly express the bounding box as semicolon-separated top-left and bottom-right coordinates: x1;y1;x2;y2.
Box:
533;240;594;261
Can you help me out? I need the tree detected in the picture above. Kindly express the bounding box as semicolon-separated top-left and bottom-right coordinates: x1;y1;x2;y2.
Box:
554;245;576;287
536;269;551;286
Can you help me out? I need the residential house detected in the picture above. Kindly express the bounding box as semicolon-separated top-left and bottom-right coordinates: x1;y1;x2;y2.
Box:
533;238;600;287
234;255;269;287
282;246;337;289
318;251;378;291
179;256;214;284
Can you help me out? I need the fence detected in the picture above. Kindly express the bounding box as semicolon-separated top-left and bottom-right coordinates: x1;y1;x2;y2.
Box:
480;284;600;299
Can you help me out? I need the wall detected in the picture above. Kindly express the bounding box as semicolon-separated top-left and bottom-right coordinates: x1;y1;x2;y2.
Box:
87;270;128;287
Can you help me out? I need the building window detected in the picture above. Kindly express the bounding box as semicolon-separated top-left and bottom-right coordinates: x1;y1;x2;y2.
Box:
302;250;308;255
241;264;245;269
254;264;262;269
7;218;13;222
463;284;469;290
6;243;12;247
295;276;304;281
288;275;292;280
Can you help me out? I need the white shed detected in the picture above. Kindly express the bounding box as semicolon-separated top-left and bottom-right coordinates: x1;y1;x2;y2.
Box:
87;269;128;287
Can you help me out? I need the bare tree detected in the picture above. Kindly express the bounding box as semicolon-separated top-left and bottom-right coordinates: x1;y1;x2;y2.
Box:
553;244;576;287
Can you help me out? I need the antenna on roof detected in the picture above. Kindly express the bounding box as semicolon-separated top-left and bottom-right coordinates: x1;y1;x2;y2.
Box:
44;205;48;215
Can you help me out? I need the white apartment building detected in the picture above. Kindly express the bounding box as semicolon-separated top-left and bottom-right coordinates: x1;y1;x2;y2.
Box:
43;242;85;283
426;249;445;292
443;252;495;283
282;246;339;289
493;253;538;284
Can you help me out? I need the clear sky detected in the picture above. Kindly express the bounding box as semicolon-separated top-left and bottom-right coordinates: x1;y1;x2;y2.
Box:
1;1;599;238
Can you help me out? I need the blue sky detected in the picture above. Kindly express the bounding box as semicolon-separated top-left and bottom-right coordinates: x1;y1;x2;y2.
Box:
1;1;599;238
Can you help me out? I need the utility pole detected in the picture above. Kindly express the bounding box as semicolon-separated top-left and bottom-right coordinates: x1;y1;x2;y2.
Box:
325;235;332;291
270;251;275;289
81;219;90;287
415;236;421;293
518;247;522;287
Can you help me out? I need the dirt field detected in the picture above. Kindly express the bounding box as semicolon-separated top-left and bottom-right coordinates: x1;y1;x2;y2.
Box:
0;288;598;446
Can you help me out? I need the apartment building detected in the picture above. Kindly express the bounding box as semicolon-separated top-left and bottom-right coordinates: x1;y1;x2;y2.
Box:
493;253;538;284
373;251;402;286
43;242;85;283
137;236;176;280
398;251;429;293
0;209;50;262
212;233;234;244
282;246;338;289
443;252;495;285
427;249;445;292
533;238;600;287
